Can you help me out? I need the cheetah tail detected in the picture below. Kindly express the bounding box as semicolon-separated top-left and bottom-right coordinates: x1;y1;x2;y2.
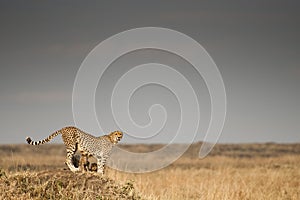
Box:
26;130;61;145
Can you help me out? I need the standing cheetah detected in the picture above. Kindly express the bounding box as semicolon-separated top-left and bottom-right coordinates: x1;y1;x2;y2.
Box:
26;126;123;174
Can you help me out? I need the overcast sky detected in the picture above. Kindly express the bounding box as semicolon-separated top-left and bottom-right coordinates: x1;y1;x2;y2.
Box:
0;0;299;144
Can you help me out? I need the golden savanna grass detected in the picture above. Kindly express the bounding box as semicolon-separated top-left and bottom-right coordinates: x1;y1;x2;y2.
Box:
0;143;300;199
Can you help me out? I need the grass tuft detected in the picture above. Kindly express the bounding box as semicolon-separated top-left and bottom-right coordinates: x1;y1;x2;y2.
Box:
0;170;142;200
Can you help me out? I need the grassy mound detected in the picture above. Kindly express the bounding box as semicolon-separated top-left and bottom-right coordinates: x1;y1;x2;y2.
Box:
0;169;142;200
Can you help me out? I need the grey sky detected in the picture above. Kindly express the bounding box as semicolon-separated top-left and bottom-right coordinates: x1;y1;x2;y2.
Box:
0;0;299;144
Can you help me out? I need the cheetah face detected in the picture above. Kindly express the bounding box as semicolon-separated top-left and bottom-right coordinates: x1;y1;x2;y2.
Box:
109;131;123;144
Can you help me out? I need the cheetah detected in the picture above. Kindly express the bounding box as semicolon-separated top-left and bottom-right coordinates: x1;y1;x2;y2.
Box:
72;155;97;172
90;162;98;172
72;154;90;171
26;126;123;174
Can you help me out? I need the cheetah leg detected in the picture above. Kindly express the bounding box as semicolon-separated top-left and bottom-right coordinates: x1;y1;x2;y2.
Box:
96;155;108;174
66;148;79;172
96;158;104;174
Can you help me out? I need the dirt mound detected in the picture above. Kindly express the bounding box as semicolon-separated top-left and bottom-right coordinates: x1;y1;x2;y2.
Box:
0;169;142;200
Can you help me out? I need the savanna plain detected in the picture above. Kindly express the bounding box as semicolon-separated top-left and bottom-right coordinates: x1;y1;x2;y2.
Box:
0;142;299;200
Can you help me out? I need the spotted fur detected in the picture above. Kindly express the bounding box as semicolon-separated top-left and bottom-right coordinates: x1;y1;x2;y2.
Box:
26;126;123;174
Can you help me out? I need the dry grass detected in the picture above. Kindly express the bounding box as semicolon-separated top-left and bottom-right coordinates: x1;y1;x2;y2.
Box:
1;143;300;199
0;169;140;200
106;155;300;200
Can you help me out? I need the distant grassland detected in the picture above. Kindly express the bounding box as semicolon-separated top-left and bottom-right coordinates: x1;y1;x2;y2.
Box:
0;143;300;199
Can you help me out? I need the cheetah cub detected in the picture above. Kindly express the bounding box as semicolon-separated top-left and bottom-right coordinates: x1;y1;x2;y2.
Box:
26;126;123;174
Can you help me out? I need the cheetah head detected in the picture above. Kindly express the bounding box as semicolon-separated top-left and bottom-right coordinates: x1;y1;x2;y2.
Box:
109;131;123;144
